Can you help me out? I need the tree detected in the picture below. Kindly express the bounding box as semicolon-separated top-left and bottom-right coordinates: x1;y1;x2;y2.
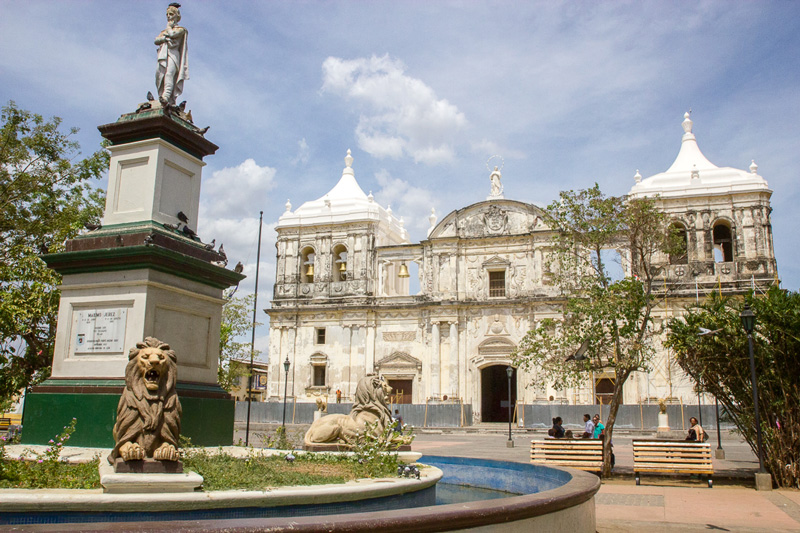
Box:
0;102;107;409
666;288;800;488
513;184;680;475
218;292;261;393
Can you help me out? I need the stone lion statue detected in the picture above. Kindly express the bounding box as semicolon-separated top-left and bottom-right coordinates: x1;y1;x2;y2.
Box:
315;396;328;412
108;337;182;464
304;374;392;446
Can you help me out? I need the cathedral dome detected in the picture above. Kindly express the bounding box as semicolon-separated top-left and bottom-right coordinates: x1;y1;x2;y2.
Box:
278;150;408;244
628;112;770;199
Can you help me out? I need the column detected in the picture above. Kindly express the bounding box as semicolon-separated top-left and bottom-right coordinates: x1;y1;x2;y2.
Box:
449;321;459;398
431;322;441;398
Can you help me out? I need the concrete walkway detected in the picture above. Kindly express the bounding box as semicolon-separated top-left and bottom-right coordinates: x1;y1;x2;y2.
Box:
407;430;800;532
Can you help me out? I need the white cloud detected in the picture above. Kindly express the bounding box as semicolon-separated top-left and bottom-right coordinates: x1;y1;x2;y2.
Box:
200;159;276;220
292;138;310;165
321;55;467;164
373;169;438;238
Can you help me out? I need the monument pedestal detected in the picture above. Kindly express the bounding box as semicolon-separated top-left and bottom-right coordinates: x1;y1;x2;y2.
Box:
22;108;244;447
99;461;203;494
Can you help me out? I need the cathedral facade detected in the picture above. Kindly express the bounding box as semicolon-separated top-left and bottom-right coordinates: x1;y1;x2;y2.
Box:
266;115;777;423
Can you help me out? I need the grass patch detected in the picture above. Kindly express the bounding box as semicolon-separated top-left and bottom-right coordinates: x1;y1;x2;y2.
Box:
0;418;102;489
183;449;398;491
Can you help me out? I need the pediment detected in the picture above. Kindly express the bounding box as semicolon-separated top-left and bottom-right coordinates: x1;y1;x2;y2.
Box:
428;200;549;240
482;255;510;268
478;337;516;355
375;352;423;371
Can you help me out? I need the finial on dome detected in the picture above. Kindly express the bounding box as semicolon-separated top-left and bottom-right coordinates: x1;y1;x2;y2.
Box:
386;205;393;216
285;199;292;212
368;190;374;203
399;216;405;228
682;111;693;134
634;169;642;184
750;159;758;174
345;149;353;168
429;207;437;227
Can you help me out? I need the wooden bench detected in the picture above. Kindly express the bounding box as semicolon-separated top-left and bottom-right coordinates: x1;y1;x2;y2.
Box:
0;414;21;434
633;439;714;487
531;439;604;475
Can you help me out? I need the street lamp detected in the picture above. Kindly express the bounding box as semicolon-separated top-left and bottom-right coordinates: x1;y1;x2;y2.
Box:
715;397;725;459
740;304;766;475
506;366;514;448
281;356;291;432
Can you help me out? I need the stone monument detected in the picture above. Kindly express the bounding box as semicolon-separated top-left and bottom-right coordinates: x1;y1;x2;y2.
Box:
21;4;244;448
656;399;671;438
109;337;182;472
304;374;408;450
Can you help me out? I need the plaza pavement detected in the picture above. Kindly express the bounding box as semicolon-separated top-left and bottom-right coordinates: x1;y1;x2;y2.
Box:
236;423;800;532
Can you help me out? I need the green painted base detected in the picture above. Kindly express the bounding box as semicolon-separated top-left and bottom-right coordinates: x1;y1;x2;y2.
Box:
21;387;233;448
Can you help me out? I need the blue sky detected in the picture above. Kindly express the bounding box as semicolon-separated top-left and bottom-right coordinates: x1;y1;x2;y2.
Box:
2;1;798;358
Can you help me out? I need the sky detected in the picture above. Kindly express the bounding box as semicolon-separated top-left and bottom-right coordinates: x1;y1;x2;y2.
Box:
2;1;798;361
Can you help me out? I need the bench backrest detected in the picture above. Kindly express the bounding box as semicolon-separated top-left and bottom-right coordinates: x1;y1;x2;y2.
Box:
530;438;604;472
632;439;713;473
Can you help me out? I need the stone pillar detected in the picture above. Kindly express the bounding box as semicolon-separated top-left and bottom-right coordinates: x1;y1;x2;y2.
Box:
431;322;441;398
345;325;353;398
449;321;459;398
26;108;243;448
366;314;375;373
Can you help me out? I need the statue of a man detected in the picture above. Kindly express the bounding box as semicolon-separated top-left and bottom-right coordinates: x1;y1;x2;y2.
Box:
155;3;189;107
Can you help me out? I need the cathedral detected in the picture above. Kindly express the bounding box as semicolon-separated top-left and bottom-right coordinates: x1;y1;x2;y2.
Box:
266;113;777;423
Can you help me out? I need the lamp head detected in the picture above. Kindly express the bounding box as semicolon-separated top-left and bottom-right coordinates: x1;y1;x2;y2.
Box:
283;356;291;373
740;304;756;334
506;366;514;378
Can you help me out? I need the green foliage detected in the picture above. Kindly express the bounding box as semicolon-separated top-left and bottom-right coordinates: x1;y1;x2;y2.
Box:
218;292;261;392
0;102;107;408
666;288;800;488
344;420;415;470
258;425;299;450
514;185;675;475
0;418;101;489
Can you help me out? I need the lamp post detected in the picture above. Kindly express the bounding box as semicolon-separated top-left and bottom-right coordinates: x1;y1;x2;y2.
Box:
740;304;768;484
715;397;725;459
281;356;291;432
506;366;514;448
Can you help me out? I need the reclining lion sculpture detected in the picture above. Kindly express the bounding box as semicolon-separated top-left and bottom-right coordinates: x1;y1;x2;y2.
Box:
304;374;392;446
109;337;182;464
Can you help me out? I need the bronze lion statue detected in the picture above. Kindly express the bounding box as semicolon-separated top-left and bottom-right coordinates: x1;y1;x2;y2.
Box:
108;337;182;464
304;374;392;446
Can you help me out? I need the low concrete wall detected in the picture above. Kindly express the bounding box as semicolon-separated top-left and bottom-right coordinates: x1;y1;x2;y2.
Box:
0;452;599;532
236;401;473;427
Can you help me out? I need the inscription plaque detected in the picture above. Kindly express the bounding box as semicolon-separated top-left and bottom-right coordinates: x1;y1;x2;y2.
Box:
74;308;127;354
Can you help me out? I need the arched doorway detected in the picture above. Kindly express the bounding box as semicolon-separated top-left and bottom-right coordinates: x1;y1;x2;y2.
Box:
480;365;517;422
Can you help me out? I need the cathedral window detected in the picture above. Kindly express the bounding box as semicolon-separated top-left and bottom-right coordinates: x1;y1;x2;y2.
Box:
712;222;733;262
669;223;688;265
315;328;326;345
489;270;506;298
